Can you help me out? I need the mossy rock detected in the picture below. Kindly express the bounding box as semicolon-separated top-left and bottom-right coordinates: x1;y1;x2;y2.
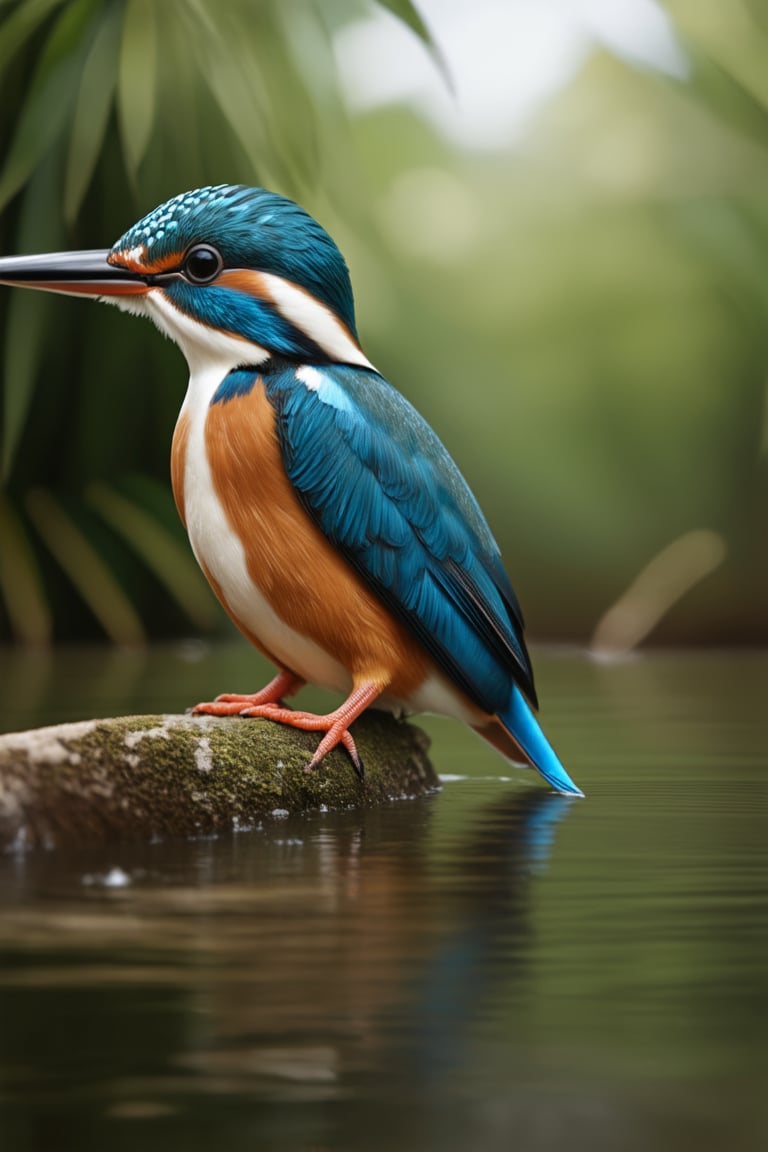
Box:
0;711;437;851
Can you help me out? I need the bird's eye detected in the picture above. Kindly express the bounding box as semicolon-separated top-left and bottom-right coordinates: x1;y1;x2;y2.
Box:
183;244;223;284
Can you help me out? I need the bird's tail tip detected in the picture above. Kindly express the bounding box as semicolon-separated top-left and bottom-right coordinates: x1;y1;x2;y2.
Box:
496;684;585;798
539;763;585;798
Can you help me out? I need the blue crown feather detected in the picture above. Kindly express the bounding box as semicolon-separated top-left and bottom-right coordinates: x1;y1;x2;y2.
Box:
113;184;358;336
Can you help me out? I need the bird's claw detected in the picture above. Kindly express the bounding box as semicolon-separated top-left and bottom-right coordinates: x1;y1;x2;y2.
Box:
234;702;365;782
192;680;379;784
306;727;365;782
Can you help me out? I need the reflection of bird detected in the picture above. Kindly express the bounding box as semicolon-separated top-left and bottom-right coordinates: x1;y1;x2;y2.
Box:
0;185;581;795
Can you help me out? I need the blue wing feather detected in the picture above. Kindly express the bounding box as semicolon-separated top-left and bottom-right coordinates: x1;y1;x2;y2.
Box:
261;359;537;713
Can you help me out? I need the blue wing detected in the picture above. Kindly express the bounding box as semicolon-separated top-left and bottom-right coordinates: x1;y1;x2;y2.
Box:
260;360;537;715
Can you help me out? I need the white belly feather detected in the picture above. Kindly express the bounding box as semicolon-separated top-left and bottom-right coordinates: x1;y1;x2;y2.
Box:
179;363;352;695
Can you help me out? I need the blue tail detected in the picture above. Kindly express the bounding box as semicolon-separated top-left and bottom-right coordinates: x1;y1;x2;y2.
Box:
499;685;584;797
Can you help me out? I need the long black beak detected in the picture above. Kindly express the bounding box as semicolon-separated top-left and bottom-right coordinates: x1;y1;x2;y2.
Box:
0;250;150;297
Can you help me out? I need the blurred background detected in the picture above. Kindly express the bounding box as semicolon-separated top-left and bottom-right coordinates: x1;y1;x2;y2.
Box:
1;0;766;651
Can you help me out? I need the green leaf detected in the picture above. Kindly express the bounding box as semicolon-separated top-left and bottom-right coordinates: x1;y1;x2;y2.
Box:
376;0;434;48
681;44;768;150
150;1;204;183
375;0;452;91
0;0;67;76
118;0;158;181
26;488;146;646
1;291;49;483
179;2;269;181
233;2;319;193
33;0;99;81
0;58;77;210
0;0;98;210
0;494;51;645
87;482;217;632
1;155;62;482
64;2;122;223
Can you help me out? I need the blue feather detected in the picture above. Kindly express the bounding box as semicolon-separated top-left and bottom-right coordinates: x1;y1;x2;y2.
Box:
208;360;582;795
106;184;581;795
262;359;537;712
499;687;584;797
168;280;326;362
113;184;358;334
211;367;259;405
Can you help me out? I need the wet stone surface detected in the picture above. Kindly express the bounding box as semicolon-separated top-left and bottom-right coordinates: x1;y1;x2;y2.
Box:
0;711;437;850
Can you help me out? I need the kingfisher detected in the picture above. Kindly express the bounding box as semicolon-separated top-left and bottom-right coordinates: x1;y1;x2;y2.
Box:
0;184;582;795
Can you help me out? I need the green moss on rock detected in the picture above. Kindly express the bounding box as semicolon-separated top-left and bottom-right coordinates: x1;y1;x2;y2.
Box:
0;712;437;851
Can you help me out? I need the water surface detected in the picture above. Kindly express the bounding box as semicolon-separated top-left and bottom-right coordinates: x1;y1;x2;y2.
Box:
0;645;766;1151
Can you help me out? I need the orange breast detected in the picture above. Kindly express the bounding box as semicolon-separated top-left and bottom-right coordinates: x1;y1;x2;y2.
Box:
203;380;430;698
170;408;190;527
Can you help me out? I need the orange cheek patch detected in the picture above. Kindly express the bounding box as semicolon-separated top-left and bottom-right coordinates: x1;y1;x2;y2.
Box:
216;269;272;298
109;248;183;275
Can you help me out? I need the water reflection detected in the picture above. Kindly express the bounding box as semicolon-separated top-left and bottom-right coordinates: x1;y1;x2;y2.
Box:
388;793;574;1083
0;786;574;1148
0;647;766;1151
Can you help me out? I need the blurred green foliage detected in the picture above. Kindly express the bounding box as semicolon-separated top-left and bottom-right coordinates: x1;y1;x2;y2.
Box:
0;0;428;643
0;0;766;647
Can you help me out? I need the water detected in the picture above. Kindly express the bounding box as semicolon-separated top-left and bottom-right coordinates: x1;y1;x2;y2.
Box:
0;645;766;1151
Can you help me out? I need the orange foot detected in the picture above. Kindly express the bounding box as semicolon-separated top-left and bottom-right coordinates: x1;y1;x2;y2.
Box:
239;682;383;782
191;670;304;717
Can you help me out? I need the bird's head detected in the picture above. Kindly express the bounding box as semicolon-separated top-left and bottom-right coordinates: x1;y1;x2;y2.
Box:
0;184;370;375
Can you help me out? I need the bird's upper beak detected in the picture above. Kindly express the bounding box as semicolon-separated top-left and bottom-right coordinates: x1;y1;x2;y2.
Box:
0;249;149;297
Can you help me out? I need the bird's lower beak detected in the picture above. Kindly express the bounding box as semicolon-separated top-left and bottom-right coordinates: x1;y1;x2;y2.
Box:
0;249;149;297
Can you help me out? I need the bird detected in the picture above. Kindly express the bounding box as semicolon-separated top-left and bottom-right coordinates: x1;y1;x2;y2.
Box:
0;184;582;795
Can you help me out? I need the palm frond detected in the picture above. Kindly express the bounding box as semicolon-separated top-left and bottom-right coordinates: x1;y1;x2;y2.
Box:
86;481;217;632
26;487;146;646
64;0;121;222
117;0;157;185
1;153;62;480
0;492;51;644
